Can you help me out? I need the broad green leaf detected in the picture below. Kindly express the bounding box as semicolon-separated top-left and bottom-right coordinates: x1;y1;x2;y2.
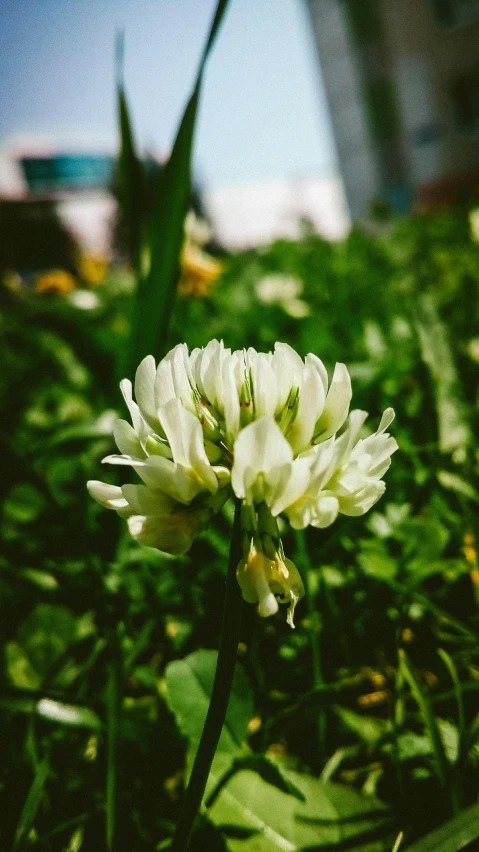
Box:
405;800;479;852
206;755;306;808
208;767;392;851
6;642;42;690
399;516;449;565
128;0;229;369
357;541;397;581
17;604;77;681
165;649;254;755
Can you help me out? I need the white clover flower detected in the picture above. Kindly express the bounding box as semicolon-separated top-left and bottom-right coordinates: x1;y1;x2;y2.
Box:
88;340;397;625
255;274;310;318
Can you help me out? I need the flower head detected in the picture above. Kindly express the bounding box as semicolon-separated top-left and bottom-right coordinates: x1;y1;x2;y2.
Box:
88;340;397;626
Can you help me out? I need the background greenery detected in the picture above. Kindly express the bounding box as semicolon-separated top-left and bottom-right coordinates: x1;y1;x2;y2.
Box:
1;203;479;851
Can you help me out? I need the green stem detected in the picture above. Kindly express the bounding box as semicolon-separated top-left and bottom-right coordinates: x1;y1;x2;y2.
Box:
294;529;326;765
106;625;122;852
171;500;243;852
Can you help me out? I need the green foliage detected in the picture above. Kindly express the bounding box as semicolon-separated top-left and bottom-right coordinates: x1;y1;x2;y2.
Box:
1;203;479;850
122;0;230;369
166;649;254;757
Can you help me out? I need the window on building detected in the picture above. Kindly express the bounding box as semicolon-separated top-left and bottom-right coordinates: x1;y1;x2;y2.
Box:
432;0;479;28
451;73;479;133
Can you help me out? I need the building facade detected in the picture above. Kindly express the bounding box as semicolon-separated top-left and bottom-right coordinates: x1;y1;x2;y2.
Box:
306;0;479;217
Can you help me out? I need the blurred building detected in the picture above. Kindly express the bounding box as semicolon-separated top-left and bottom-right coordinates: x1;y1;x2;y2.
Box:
205;175;349;249
306;0;479;217
0;148;116;275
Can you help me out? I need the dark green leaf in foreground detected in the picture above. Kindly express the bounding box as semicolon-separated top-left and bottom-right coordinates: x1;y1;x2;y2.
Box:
404;800;479;852
116;31;145;271
207;768;393;851
165;649;254;756
205;754;306;808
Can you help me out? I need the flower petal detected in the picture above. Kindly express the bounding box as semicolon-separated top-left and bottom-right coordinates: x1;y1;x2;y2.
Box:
134;355;160;429
314;363;352;442
159;398;218;494
127;506;211;555
114;419;144;458
87;480;130;514
121;483;175;516
231;416;293;503
135;455;202;504
286;365;325;454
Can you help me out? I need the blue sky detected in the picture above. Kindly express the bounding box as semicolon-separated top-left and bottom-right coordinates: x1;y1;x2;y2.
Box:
0;0;337;187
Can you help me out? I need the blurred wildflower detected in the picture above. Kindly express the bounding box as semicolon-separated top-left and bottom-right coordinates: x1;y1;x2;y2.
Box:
470;207;479;243
179;211;223;297
256;273;310;318
67;290;100;311
79;254;108;286
35;269;76;296
88;341;397;625
1;270;22;292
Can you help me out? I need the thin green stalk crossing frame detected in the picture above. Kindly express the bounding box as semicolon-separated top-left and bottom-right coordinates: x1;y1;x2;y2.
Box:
170;500;243;852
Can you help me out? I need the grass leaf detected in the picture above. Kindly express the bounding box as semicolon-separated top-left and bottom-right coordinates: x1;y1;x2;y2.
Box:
128;0;229;370
13;760;49;851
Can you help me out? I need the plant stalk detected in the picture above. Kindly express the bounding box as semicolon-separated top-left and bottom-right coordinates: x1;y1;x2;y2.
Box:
294;529;327;766
170;500;243;852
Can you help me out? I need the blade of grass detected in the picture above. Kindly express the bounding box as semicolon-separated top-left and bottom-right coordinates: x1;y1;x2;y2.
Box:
398;650;455;812
13;760;49;851
414;292;470;454
294;529;327;768
106;626;122;852
404;800;479;852
116;31;145;272
438;648;465;809
128;0;229;371
437;649;465;745
385;577;478;642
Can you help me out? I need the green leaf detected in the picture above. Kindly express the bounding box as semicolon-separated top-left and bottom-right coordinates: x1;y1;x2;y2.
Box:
165;649;254;755
398;650;449;789
208;767;392;851
405;800;479;852
116;30;145;270
18;569;59;590
357;541;397;581
13;760;49;850
206;755;306;808
128;0;229;369
415;292;470;454
334;706;389;747
16;604;77;681
399;516;449;565
437;471;479;504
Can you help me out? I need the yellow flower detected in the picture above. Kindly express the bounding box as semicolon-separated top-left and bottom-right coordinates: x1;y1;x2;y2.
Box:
179;211;223;297
35;269;76;295
79;254;107;286
179;244;223;297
